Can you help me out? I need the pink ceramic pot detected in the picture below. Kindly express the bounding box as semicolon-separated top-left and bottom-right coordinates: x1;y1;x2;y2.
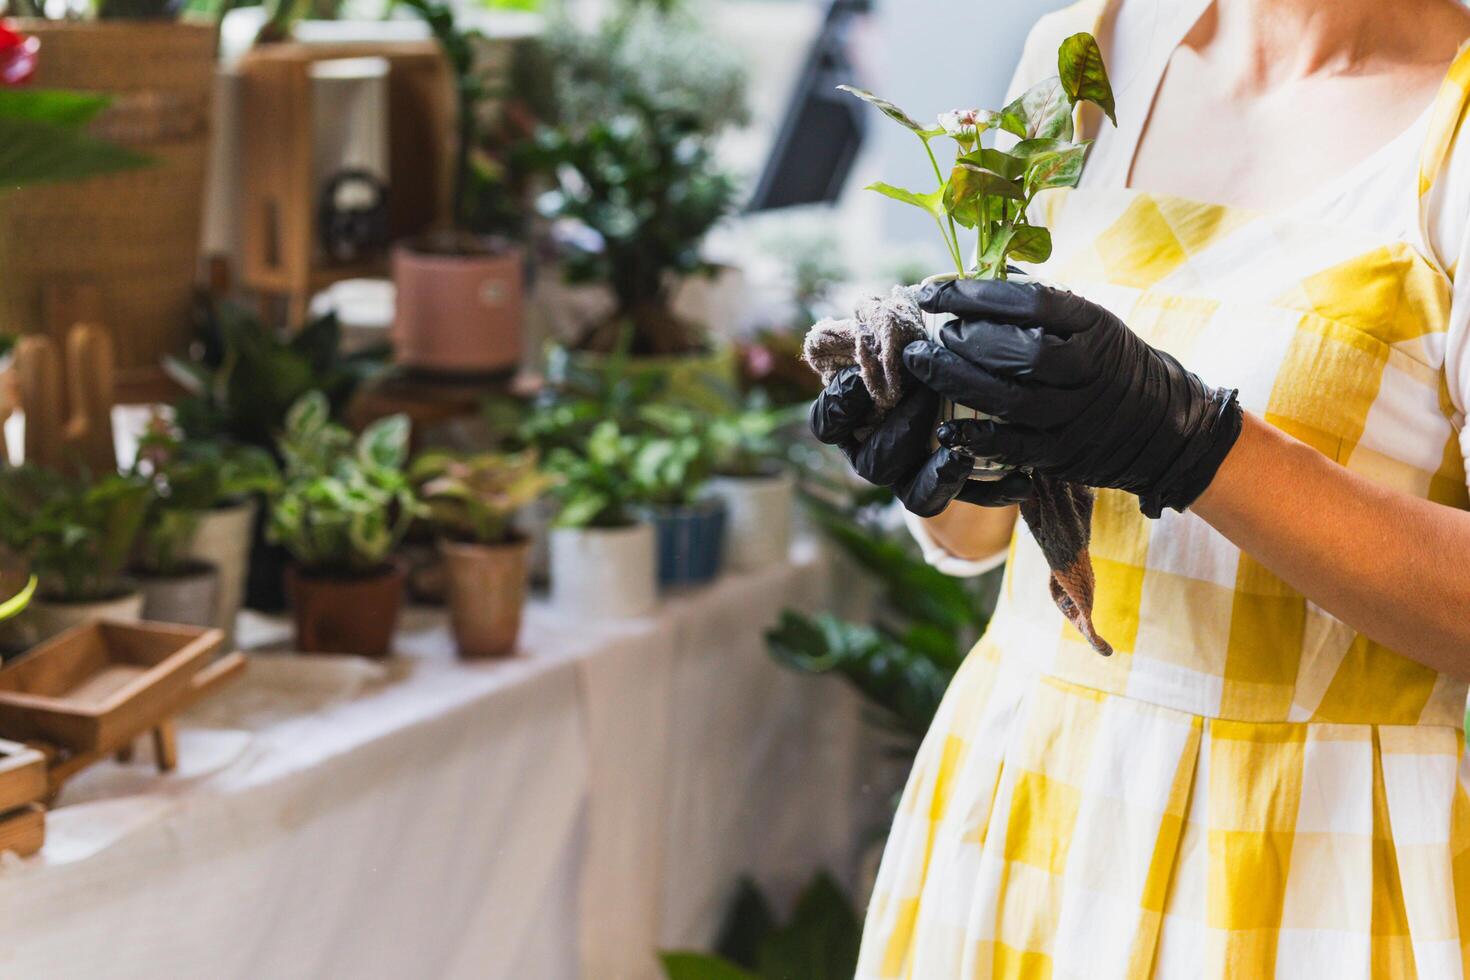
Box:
391;243;524;375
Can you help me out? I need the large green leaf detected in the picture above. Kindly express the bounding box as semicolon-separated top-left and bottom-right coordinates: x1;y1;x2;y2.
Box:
1023;141;1089;192
837;85;934;135
944;163;1023;229
1057;32;1116;124
714;878;778;970
659;952;760;980
956;147;1024;181
864;181;945;220
0;89;112;126
0;115;150;188
1000;76;1073;142
1007;225;1053;262
755;872;861;980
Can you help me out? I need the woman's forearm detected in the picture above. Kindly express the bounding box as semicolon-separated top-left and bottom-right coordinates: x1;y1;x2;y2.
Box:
1192;413;1470;677
922;501;1018;562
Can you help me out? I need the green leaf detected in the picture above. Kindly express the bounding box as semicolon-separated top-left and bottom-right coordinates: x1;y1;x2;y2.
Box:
0;116;151;189
943;164;1023;229
1007;225;1053;262
1000;76;1073;141
755;872;861;980
837;85;929;134
1057;32;1117;124
357;413;411;470
714;878;778;969
955;148;1024;181
0;576;36;623
0;89;112;127
864;181;945;220
1024;142;1089;192
658;952;760;980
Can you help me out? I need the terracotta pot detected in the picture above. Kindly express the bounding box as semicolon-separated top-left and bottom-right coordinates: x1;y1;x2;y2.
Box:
137;562;219;628
0;21;216;398
391;243;524;375
188;499;256;646
286;564;404;657
707;471;795;571
549;523;657;619
441;538;530;659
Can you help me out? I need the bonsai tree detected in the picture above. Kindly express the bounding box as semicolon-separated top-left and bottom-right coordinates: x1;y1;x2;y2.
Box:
0;465;152;602
842;32;1114;280
131;415;280;578
409;449;555;545
532;7;749;354
268;392;419;576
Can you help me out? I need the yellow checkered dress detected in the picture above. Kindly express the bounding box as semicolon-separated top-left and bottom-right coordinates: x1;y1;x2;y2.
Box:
858;3;1470;977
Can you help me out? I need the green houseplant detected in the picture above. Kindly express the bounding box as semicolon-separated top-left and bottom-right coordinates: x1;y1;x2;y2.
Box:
704;400;803;572
532;5;748;394
634;404;726;586
0;464;152;644
130;415;279;629
542;419;658;618
269;392;418;656
391;0;527;376
410;449;554;657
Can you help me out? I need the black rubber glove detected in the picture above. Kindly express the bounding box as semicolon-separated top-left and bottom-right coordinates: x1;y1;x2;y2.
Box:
903;278;1243;518
809;365;1033;517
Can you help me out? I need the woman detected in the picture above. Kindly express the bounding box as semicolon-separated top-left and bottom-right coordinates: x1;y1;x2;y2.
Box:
814;0;1470;975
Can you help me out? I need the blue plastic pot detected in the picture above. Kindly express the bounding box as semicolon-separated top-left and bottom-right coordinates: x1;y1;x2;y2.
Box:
643;499;728;587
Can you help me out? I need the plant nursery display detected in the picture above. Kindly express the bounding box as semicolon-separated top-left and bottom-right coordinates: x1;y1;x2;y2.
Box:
130;416;279;628
269;392;419;656
533;6;748;357
0;9;218;395
410;449;555;658
0;465;152;644
544;420;659;619
393;0;526;375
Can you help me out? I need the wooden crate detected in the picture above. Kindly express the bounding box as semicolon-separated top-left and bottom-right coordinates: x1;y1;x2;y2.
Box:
237;41;455;325
0;621;221;753
0;740;46;814
0;804;45;859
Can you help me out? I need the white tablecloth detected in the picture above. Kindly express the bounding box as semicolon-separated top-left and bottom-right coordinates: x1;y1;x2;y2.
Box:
0;544;875;979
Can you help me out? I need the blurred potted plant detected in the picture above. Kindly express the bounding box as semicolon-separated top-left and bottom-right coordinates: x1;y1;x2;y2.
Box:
0;465;152;644
392;0;526;377
704;400;802;572
130;415;279;632
410;449;554;658
166;298;389;611
532;7;747;402
0;7;218;394
269;392;418;656
544;420;657;619
634;405;726;587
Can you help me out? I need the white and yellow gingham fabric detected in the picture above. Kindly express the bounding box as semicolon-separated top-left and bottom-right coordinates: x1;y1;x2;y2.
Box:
857;2;1470;977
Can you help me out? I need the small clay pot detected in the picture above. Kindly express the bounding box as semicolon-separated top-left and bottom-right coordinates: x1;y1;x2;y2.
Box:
441;537;530;659
286;564;404;657
391;242;524;376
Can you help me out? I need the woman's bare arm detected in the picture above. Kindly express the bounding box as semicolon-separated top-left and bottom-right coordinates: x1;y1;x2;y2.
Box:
920;502;1018;563
1192;413;1470;677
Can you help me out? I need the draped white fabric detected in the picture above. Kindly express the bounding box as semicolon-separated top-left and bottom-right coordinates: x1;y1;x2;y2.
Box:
0;544;873;979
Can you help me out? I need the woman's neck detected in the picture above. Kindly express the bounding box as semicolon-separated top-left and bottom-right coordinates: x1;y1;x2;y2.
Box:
1193;0;1465;93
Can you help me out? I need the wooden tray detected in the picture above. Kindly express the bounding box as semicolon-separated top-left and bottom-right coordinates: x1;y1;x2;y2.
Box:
0;739;46;813
0;620;220;753
0;803;45;858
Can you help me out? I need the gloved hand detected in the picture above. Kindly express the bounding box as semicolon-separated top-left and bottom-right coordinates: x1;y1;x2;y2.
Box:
809;364;1033;517
903;278;1243;518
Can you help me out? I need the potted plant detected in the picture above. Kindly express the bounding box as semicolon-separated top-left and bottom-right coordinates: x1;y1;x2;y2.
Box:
705;400;802;572
837;33;1115;466
0;465;152;645
544;420;658;619
633;405;727;587
391;0;526;377
268;392;419;656
531;7;748;403
130;415;279;632
0;7;218;396
410;449;554;658
166;298;390;612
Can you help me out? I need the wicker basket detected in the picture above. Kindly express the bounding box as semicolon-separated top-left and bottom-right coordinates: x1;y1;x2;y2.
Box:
0;21;215;400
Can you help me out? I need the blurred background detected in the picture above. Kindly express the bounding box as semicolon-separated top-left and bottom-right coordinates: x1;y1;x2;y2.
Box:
0;1;1062;976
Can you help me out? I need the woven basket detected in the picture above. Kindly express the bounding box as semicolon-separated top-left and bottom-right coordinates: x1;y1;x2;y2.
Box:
0;21;215;400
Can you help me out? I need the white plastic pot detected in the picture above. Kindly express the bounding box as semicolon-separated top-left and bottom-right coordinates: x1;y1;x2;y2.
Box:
707;471;795;571
189;499;256;648
549;523;657;620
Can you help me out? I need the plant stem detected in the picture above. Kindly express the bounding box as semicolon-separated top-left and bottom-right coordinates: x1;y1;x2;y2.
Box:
922;137;965;276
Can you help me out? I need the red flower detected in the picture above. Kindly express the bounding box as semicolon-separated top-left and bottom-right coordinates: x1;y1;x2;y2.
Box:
0;21;39;87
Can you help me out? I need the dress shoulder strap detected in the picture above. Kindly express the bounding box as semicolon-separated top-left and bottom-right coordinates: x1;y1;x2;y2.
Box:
1417;38;1470;199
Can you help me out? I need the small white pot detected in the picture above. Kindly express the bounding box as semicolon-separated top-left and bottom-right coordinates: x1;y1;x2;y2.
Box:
707;471;795;571
26;591;145;646
137;563;219;628
549;523;657;620
189;499;256;648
